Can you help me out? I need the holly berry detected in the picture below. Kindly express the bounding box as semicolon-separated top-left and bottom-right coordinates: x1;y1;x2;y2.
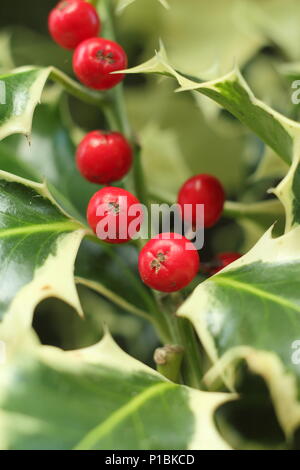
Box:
178;174;225;228
211;252;241;274
87;187;143;244
138;233;200;293
76;131;133;184
73;37;127;90
48;0;100;50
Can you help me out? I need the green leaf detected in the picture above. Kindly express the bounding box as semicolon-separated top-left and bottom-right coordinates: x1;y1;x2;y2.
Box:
178;225;300;437
0;170;85;330
0;331;234;450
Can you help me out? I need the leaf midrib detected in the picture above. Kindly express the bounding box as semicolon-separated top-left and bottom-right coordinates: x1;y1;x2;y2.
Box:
74;381;175;450
213;276;300;313
0;221;81;238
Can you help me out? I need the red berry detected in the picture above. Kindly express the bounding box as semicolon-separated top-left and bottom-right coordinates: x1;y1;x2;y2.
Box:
178;174;225;228
138;233;200;293
76;131;133;184
87;187;143;244
48;0;100;50
73;37;127;90
211;252;241;274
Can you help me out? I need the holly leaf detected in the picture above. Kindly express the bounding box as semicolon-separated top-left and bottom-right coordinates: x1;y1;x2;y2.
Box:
178;225;300;437
0;66;105;144
123;44;300;164
0;330;234;450
0;67;51;141
0;170;86;331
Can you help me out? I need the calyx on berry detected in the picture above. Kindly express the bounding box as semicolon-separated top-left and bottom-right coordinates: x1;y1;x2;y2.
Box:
138;232;200;292
76;130;133;184
178;174;225;228
87;186;143;244
48;0;100;50
73;37;127;90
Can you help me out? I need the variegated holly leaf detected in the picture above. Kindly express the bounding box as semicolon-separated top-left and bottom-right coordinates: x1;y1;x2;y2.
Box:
0;330;234;450
0;66;105;144
122;44;300;164
0;67;51;141
0;170;86;331
178;225;300;438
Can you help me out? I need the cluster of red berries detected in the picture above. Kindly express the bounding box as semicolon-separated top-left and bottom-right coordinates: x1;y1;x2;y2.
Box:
48;1;241;293
87;173;240;292
48;0;127;90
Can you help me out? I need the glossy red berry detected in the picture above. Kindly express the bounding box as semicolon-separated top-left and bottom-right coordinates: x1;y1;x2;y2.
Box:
76;131;133;184
73;37;127;90
87;187;143;244
178;174;225;228
138;233;200;293
48;0;100;50
211;252;241;274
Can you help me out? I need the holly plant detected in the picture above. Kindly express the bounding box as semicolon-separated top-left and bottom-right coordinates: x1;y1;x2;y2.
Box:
1;0;300;450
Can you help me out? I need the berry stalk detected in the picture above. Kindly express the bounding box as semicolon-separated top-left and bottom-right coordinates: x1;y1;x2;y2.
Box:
50;67;109;109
